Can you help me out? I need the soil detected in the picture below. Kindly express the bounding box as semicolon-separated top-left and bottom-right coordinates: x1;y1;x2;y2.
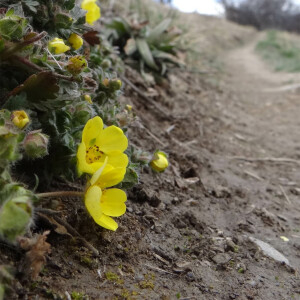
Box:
1;24;300;300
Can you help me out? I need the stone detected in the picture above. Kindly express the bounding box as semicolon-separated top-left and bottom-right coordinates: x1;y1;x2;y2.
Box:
249;237;290;266
212;253;231;265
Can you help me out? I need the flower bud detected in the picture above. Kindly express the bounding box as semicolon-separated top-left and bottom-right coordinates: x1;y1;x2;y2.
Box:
23;130;49;158
48;38;70;54
84;94;92;104
150;151;169;172
102;78;109;87
108;79;122;91
101;59;112;69
126;104;132;111
68;33;83;50
11;110;29;129
66;55;87;75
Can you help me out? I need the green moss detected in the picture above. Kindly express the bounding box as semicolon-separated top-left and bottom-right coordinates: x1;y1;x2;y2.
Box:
80;256;92;267
138;280;154;289
105;272;124;285
71;291;86;300
176;292;181;299
238;268;244;273
233;246;239;253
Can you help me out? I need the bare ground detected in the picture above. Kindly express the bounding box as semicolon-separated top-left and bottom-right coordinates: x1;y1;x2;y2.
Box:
1;31;300;299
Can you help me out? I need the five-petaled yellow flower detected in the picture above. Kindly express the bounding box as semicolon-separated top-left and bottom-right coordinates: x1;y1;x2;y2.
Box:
85;161;127;231
77;116;128;175
81;0;101;25
150;151;169;172
11;110;30;129
48;38;70;54
68;33;83;50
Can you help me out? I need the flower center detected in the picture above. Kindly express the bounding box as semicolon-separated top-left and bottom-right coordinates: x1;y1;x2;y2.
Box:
86;145;104;163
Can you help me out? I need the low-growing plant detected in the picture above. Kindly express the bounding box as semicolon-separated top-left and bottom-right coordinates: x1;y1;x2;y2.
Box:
0;1;170;296
105;15;184;81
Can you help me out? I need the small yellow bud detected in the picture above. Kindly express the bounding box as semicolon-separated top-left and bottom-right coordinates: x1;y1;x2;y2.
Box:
81;0;101;25
48;38;70;54
102;78;109;87
84;94;92;104
11;110;30;129
68;33;83;50
126;105;132;111
66;55;87;75
150;151;169;172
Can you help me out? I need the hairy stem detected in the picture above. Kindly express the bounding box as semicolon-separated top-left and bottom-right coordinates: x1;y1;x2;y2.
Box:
37;191;84;198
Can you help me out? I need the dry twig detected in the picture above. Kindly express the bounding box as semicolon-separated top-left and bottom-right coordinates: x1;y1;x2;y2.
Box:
231;156;300;165
279;185;292;205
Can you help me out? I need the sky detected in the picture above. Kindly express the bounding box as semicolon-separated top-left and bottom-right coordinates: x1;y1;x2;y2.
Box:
172;0;300;16
172;0;224;15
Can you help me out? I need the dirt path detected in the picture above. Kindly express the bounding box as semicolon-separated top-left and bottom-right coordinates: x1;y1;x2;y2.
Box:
198;34;300;297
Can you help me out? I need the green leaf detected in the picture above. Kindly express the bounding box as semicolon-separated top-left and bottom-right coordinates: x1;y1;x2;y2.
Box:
124;38;137;56
4;93;28;110
55;13;73;29
152;50;184;67
10;72;59;102
0;18;23;40
107;18;131;36
0;185;33;242
23;1;39;13
147;18;172;43
5;9;14;17
64;0;76;10
136;38;159;71
120;167;139;189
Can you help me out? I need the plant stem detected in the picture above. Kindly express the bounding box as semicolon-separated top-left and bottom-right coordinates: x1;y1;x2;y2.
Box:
1;31;47;60
36;191;84;198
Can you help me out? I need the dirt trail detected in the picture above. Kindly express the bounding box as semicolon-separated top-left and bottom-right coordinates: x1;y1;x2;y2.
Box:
204;32;300;283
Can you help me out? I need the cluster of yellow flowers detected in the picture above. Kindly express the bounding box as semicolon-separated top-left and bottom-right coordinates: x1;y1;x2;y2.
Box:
77;117;128;231
48;0;100;55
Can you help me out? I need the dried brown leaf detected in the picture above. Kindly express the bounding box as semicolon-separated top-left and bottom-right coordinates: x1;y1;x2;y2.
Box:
19;231;51;279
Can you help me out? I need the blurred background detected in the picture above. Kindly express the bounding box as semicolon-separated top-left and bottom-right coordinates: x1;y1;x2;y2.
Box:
158;0;300;33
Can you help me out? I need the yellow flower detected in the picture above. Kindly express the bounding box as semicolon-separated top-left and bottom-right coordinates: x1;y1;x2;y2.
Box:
77;116;128;175
11;110;30;129
48;38;70;54
84;94;92;104
68;33;83;50
85;162;127;231
150;151;169;172
81;0;101;25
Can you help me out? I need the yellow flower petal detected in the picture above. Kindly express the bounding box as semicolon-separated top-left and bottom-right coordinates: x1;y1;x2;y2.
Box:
90;157;108;186
85;185;103;222
82;116;103;146
106;152;129;169
100;188;127;217
81;0;101;25
98;125;128;153
85;186;119;231
68;33;83;50
96;214;118;231
11;110;30;129
48;38;70;54
77;142;104;174
93;165;126;189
